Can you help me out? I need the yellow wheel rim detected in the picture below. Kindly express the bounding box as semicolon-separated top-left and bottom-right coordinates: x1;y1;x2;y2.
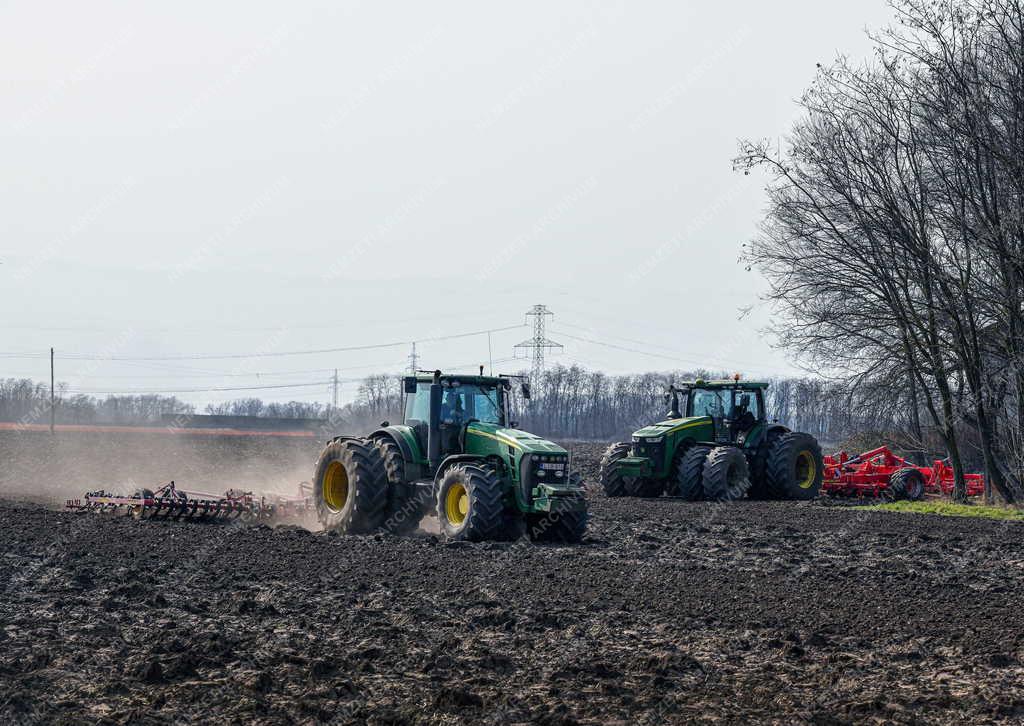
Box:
445;482;470;526
796;451;816;489
323;460;349;511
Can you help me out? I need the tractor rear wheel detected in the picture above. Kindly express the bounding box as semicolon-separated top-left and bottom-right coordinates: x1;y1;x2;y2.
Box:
599;442;633;497
765;432;823;500
374;437;430;535
889;467;926;501
702;446;752;501
668;445;711;500
313;438;388;534
437;463;505;542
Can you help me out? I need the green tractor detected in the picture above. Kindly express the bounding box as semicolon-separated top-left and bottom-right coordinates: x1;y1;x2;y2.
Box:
599;378;823;501
312;369;588;543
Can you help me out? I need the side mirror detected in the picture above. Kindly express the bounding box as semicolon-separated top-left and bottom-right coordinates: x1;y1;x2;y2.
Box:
403;376;417;394
521;383;531;400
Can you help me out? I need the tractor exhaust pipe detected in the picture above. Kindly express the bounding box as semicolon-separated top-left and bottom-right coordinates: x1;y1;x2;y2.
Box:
428;369;443;472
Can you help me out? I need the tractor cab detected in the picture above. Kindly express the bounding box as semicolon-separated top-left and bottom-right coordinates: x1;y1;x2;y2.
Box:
402;371;530;465
681;380;767;444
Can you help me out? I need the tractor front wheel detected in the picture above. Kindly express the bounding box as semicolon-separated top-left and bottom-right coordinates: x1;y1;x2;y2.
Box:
765;432;823;501
437;463;505;542
668;445;710;500
702;447;752;501
599;442;632;497
313;438;388;533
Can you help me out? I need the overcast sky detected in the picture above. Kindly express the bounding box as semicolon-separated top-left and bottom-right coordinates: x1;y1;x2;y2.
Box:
1;0;896;407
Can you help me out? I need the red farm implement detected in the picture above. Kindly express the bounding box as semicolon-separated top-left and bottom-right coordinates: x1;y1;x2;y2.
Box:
822;446;985;500
65;480;315;524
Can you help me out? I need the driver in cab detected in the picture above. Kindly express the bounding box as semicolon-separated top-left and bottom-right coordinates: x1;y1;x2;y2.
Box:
440;391;466;426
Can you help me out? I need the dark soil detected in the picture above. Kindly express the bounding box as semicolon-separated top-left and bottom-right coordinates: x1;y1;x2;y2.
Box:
2;442;1023;724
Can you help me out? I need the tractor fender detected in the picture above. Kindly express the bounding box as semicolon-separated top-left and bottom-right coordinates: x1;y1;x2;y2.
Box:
369;427;424;481
324;434;364;446
434;454;504;484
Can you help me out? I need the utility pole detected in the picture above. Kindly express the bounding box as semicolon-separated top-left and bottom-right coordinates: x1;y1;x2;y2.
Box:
331;369;339;409
514;304;563;390
408;342;419;374
50;347;55;433
487;331;493;376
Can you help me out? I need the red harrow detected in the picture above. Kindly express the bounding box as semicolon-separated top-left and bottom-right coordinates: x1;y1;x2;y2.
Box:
822;445;985;500
65;480;315;524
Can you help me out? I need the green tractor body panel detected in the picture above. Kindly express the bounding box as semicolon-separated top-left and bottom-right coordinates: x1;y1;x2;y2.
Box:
618;415;713;478
463;422;582;513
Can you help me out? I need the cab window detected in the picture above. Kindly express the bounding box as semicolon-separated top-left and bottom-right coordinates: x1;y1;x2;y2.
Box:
405;384;431;424
690;389;732;418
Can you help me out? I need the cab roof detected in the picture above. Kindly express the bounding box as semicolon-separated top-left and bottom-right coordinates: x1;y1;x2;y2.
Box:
410;373;506;386
682;379;769;390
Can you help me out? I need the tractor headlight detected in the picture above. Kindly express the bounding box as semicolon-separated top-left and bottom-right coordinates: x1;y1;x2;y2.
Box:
645;435;664;444
632;435;641;443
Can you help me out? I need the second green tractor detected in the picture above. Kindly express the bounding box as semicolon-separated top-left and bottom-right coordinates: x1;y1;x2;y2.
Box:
600;378;824;501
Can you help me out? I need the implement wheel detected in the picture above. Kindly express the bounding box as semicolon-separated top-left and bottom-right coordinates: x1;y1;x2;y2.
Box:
889;467;925;501
374;437;430;535
437;463;505;542
765;432;823;501
313;438;388;534
702;446;752;501
667;444;710;500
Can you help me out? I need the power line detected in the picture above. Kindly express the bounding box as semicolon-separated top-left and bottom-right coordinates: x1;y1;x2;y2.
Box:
0;323;525;362
63;381;347;395
551;328;798;377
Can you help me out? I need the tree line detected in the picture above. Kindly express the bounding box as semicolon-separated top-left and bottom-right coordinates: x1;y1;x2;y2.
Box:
735;0;1024;501
0;369;920;456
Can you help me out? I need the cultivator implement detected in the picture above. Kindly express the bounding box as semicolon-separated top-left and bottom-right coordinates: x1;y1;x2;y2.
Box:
65;481;315;524
822;446;985;499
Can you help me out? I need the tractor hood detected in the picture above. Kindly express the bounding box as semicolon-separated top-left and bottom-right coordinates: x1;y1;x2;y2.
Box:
633;415;711;439
466;422;567;455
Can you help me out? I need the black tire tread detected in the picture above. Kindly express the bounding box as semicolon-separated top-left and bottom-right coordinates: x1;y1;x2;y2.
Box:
889;467;925;501
702;446;752;501
313;438;388;534
528;502;588;544
669;444;711;500
765;431;823;501
374;437;430;535
438;463;506;542
599;442;632;497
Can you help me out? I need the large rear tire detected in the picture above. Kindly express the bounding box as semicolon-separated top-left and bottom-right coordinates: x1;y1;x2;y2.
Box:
374;437;430;535
667;444;711;501
437;463;506;542
765;432;823;501
313;438;388;534
702;447;752;501
889;467;925;501
599;442;632;497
